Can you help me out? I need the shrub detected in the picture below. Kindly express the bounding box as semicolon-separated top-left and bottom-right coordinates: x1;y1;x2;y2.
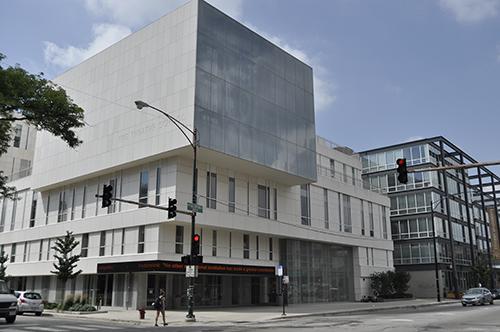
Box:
63;294;75;311
74;294;81;304
44;302;59;310
68;303;96;312
393;271;411;295
370;270;412;298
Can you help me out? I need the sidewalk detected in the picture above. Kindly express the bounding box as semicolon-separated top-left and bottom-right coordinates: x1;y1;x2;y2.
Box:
46;299;459;327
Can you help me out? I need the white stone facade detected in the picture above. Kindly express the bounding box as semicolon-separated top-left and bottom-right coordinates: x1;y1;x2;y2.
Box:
0;0;392;308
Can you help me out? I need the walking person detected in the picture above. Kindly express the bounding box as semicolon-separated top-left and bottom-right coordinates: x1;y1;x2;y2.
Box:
154;289;168;326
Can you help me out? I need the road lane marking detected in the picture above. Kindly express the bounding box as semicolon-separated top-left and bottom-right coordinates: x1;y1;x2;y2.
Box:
388;319;414;322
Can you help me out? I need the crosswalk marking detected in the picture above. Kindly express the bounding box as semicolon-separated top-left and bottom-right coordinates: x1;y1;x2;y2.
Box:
23;327;68;332
53;326;94;331
78;325;121;330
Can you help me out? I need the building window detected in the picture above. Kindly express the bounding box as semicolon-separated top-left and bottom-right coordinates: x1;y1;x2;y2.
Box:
139;171;149;207
243;234;250;259
351;167;356;186
138;226;145;253
45;193;50;225
256;235;259;260
273;188;278;220
70;188;75;220
99;231;106;256
81;186;86;219
108;179;116;213
206;172;217;209
121;228;125;255
212;230;217;256
371;248;374;266
81;234;89;258
338;193;342;232
155;167;161;205
300;184;311;226
361;200;365;236
46;239;51;261
369;202;374;237
382;206;388;239
258;185;270;218
38;240;43;261
229;232;232;258
330;159;335;177
175;226;184;254
366;247;369;265
10;243;16;263
0;198;6;232
246;182;250;215
10;193;17;231
228;177;235;213
343;164;348;183
29;192;37;228
343;195;352;233
323;188;329;229
13;124;22;148
269;238;273;260
23;241;28;262
57;191;67;223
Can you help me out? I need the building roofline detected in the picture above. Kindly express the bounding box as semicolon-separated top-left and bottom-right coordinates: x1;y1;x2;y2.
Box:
357;136;445;155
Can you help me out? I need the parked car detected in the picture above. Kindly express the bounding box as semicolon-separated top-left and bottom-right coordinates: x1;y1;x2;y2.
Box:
490;288;500;299
15;291;44;316
461;287;494;306
0;280;17;323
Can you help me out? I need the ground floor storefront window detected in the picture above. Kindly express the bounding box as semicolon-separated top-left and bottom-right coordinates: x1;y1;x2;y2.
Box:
280;239;354;304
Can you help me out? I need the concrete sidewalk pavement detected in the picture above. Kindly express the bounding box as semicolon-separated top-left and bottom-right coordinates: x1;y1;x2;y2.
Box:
45;298;460;327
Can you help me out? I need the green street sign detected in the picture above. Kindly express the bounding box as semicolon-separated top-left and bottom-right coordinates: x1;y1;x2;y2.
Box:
187;202;203;213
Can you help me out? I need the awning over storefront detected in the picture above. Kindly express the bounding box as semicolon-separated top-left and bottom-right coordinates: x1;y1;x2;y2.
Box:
97;260;276;276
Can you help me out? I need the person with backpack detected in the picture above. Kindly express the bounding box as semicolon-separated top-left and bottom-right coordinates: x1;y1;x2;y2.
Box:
153;289;168;326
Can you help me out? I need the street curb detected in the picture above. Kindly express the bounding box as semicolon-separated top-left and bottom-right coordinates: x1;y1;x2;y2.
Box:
42;301;460;326
272;301;460;320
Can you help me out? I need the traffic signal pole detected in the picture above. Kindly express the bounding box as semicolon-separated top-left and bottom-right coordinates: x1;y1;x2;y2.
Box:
186;129;198;322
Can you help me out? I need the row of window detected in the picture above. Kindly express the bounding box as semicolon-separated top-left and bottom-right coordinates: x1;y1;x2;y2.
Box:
362;144;429;173
1;226;276;263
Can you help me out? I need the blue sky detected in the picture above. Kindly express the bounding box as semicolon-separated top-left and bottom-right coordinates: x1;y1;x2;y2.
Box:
1;0;500;164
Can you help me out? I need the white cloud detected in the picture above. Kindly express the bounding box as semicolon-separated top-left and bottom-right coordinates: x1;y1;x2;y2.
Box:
247;24;336;113
439;0;500;23
84;0;243;28
44;23;131;68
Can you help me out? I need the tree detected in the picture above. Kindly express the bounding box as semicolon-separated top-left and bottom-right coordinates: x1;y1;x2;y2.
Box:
0;53;85;198
472;254;491;288
392;271;411;295
51;231;82;302
0;250;8;281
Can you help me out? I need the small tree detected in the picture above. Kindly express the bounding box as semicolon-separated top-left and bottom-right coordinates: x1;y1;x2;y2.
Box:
51;231;82;303
370;271;393;297
472;254;491;288
0;250;8;280
392;271;411;295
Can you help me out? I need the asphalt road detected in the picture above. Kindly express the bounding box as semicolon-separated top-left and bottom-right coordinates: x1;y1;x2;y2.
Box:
2;303;500;332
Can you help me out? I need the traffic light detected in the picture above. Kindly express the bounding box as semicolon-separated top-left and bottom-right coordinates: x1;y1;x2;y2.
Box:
102;184;113;208
396;158;408;184
168;198;177;219
192;234;200;256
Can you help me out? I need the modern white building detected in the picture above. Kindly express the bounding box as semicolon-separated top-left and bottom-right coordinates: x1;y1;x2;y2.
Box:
0;0;392;309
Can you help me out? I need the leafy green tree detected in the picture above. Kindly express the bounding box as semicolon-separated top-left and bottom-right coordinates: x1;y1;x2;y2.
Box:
0;52;85;198
392;271;411;295
51;231;82;302
0;250;8;280
472;254;491;288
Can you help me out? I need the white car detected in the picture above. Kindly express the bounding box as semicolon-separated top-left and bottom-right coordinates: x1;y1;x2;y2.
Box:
15;291;44;316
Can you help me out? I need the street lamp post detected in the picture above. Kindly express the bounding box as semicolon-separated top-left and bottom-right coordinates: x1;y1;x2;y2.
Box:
430;200;441;302
135;100;198;322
